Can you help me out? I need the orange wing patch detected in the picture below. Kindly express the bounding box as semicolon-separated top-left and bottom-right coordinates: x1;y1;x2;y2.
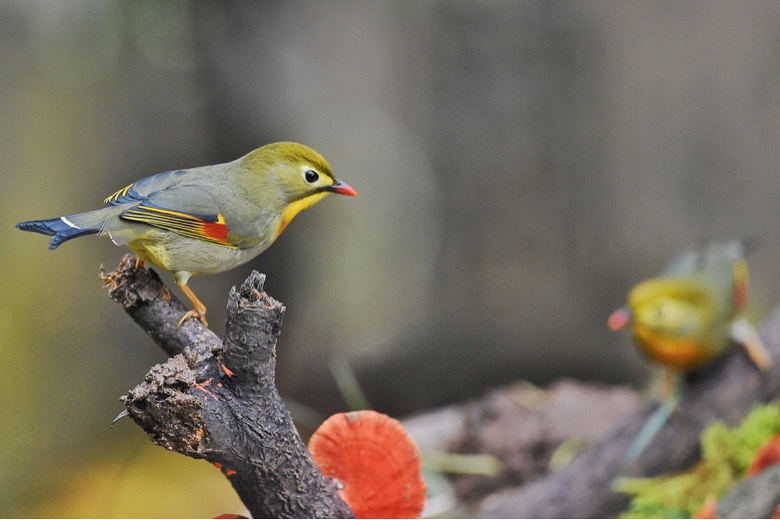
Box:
732;259;749;311
201;218;230;244
121;204;235;248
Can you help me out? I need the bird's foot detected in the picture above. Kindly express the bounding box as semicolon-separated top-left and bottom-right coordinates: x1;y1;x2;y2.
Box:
176;281;208;329
731;318;772;371
177;307;208;329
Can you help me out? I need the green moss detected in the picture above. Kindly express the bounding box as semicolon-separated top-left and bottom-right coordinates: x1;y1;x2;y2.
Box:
701;404;780;473
617;402;780;518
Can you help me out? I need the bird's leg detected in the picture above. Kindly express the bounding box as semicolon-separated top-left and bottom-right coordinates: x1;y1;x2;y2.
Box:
730;317;772;371
177;282;208;328
623;371;684;466
662;369;678;400
134;256;146;270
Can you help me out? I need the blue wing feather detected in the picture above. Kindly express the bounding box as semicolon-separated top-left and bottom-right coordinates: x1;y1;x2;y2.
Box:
104;169;189;206
105;169;222;221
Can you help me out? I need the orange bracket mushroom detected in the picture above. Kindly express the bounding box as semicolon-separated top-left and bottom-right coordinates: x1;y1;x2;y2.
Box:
309;410;427;519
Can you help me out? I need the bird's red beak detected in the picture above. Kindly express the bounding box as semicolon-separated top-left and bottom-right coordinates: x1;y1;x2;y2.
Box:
329;178;357;196
608;307;631;331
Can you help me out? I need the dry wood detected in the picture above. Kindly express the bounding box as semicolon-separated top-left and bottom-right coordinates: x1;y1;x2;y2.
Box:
104;254;353;519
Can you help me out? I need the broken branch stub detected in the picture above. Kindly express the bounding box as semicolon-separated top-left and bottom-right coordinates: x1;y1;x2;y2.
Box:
107;256;353;519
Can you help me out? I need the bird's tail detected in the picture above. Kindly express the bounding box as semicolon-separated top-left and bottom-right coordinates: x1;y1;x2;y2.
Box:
16;209;113;250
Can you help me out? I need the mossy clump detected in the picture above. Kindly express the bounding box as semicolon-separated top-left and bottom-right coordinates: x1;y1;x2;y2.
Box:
617;402;780;518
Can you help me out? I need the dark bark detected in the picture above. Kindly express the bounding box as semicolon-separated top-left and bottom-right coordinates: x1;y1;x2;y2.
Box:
479;305;780;518
103;254;354;519
717;463;780;518
100;256;217;360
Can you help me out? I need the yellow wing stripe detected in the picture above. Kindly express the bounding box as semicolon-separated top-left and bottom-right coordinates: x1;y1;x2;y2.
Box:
104;183;135;204
122;205;236;248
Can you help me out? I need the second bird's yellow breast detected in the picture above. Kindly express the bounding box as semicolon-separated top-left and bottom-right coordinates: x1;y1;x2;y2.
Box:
628;279;723;370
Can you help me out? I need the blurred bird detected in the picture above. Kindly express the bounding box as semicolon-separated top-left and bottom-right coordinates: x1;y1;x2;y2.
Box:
608;240;771;462
609;240;770;375
17;142;357;328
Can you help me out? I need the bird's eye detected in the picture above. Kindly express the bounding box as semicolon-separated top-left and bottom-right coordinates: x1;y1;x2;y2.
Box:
304;169;319;184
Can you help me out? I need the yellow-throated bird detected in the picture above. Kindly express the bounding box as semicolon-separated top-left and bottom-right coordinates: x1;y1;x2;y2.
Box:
608;240;771;463
609;240;770;375
17;142;356;328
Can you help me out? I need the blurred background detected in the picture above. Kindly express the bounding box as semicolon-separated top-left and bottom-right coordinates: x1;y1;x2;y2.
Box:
1;0;779;516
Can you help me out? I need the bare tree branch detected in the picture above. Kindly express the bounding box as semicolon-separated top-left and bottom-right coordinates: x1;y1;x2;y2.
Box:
103;254;354;519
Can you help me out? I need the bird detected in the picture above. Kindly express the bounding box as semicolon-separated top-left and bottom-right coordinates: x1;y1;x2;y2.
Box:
608;240;771;463
17;142;357;328
608;240;770;375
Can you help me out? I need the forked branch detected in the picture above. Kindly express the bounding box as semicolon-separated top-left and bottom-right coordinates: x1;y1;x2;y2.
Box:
103;254;353;519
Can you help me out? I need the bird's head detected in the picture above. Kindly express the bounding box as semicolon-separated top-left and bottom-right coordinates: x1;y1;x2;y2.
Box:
240;142;356;237
243;142;356;202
